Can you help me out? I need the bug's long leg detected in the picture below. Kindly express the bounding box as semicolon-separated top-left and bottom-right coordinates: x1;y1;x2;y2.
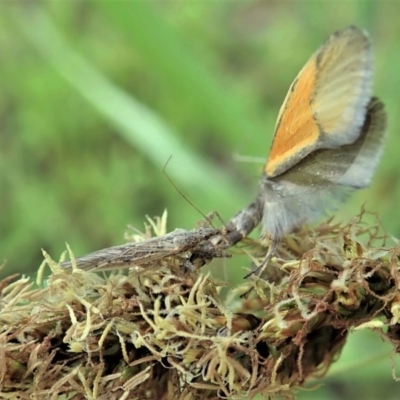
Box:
243;235;278;278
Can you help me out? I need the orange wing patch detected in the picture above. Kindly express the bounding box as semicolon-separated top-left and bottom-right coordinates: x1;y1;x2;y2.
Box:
266;58;320;178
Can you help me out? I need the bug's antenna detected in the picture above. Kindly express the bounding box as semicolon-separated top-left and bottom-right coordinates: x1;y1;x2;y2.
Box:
162;156;215;227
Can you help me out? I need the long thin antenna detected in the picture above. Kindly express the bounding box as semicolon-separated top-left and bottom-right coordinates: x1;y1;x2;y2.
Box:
162;156;214;227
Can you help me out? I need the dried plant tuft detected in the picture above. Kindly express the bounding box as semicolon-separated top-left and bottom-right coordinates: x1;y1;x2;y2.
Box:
1;210;399;399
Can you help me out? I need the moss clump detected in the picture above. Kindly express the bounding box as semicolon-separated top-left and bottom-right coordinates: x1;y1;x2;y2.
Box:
0;212;399;399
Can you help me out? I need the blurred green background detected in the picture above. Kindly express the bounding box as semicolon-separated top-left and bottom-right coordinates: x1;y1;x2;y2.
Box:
1;1;400;399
